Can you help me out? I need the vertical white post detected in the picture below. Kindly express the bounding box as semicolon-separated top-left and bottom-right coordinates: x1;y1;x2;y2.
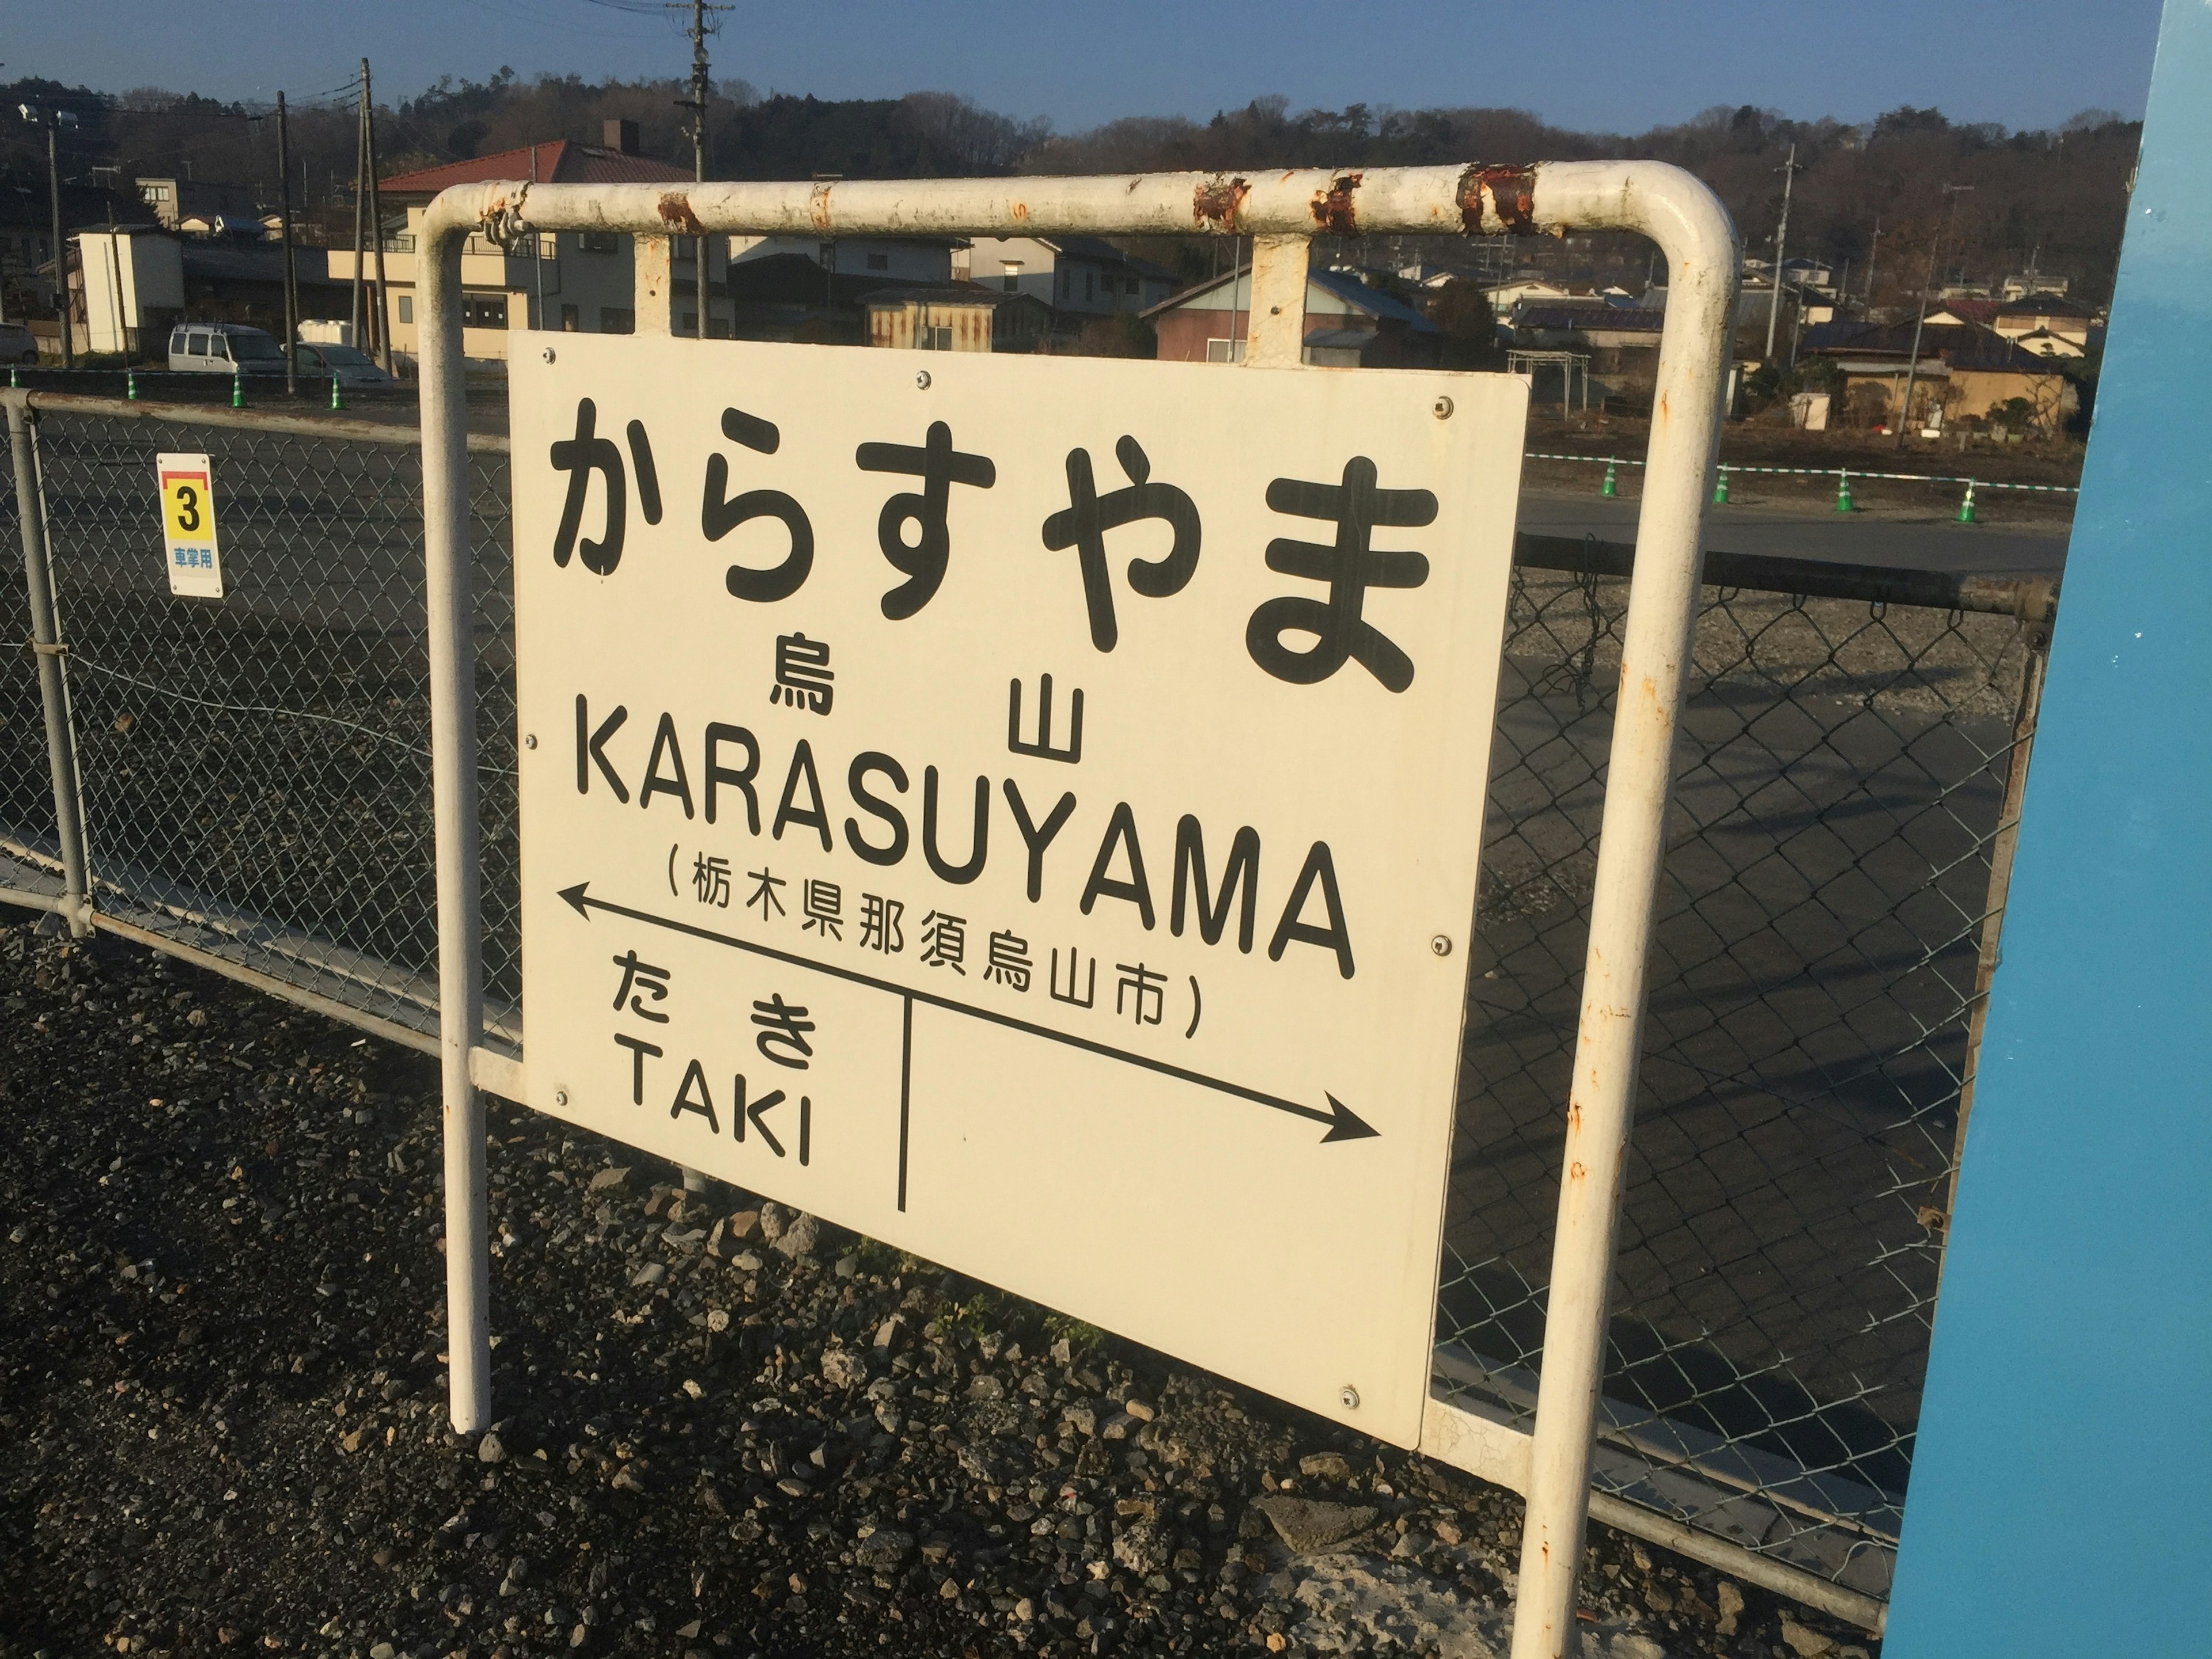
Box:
1505;170;1736;1659
634;233;675;336
1243;234;1309;369
419;192;492;1435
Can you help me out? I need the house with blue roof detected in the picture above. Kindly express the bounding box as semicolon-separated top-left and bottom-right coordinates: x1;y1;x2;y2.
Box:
1142;264;1441;368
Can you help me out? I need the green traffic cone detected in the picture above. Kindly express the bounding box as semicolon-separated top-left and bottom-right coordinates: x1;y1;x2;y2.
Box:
1601;457;1618;497
330;376;344;412
1955;480;1979;524
126;367;139;401
1712;467;1731;506
1834;469;1855;513
231;371;246;409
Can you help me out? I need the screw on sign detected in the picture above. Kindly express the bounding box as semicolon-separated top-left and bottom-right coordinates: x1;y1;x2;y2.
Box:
510;336;1527;1446
154;452;225;600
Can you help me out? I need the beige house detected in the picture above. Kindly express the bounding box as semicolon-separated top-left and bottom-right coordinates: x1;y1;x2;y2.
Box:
327;122;715;370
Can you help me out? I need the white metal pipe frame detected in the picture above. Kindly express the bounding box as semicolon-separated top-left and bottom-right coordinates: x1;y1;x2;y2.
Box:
414;160;1741;1657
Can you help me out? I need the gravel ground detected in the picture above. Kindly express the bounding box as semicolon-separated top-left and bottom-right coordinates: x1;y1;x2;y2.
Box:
0;913;1879;1659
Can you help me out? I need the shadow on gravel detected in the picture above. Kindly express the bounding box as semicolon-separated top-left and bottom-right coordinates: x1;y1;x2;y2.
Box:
0;910;1875;1659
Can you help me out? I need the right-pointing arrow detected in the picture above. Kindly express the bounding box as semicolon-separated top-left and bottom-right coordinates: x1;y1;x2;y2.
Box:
1319;1094;1379;1142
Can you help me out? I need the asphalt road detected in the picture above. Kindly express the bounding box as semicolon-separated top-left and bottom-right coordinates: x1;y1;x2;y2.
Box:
1518;490;2073;575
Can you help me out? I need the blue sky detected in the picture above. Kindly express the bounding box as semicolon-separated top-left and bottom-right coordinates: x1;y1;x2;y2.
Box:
5;0;2165;134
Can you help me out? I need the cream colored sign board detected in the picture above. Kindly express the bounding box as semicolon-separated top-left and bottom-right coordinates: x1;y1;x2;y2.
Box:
512;335;1524;1446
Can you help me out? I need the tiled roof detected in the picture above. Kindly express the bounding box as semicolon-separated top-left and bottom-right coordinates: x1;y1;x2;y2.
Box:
1514;305;1665;332
380;141;692;196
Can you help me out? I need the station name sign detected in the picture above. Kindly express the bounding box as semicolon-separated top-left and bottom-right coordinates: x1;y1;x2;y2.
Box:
513;337;1525;1445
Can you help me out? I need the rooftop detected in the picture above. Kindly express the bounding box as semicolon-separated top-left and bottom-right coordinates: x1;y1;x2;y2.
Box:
379;140;693;197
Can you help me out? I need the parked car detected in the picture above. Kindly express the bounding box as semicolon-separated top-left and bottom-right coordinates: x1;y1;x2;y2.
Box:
166;323;289;375
0;320;37;365
296;342;396;387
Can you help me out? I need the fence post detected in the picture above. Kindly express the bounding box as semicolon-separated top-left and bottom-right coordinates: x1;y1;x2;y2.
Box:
418;200;493;1436
1942;625;2051;1236
7;398;93;937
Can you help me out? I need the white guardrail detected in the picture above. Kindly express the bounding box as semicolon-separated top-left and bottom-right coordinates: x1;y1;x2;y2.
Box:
410;162;1739;1659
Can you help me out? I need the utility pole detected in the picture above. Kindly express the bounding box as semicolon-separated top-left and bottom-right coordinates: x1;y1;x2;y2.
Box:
1763;141;1798;362
671;1;733;183
1895;184;1974;449
278;91;299;396
349;77;366;353
363;59;392;375
48;122;69;368
1864;218;1881;302
18;109;78;368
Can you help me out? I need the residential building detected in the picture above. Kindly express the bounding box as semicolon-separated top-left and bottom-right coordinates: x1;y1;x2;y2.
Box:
328;121;706;368
1997;272;2070;301
962;235;1177;317
1509;304;1667;351
74;226;180;354
861;285;1052;353
1143;266;1440;368
1481;277;1581;311
1798;319;2080;430
70;226;351;356
722;252;906;345
1990;297;2101;356
134;176;263;232
729;236;956;285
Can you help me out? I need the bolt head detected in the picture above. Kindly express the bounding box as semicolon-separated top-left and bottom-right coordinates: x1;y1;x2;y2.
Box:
554;1089;569;1107
1430;934;1453;957
914;370;931;389
1339;1385;1360;1410
523;733;538;750
541;346;556;363
1432;396;1454;419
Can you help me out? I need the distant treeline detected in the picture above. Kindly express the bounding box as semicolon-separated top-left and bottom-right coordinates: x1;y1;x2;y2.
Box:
0;70;2141;302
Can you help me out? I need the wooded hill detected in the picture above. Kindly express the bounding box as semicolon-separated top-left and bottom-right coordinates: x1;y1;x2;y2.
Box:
0;72;2139;304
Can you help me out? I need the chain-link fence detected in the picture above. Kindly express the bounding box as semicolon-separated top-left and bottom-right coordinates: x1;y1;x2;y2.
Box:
2;392;2054;1619
1436;534;2050;1608
0;396;520;1052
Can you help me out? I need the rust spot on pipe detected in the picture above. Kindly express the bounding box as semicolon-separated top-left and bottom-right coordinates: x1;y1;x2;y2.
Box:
1311;172;1362;236
1011;200;1031;222
809;180;835;234
1192;175;1251;232
1569;1161;1586;1181
656;192;705;237
1456;162;1538;236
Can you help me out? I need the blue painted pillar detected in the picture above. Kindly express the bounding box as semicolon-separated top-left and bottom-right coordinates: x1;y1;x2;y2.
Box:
1882;3;2212;1653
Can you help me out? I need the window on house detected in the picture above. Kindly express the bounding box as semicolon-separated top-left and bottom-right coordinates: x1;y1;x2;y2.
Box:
1205;338;1247;364
579;232;620;255
460;294;509;329
397;296;414;324
680;312;699;334
1085;270;1095;301
601;307;635;334
1126;276;1141;296
1060;267;1071;298
917;324;954;351
560;304;581;331
866;252;890;271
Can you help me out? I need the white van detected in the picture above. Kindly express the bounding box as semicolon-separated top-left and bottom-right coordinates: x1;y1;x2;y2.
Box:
167;323;289;376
